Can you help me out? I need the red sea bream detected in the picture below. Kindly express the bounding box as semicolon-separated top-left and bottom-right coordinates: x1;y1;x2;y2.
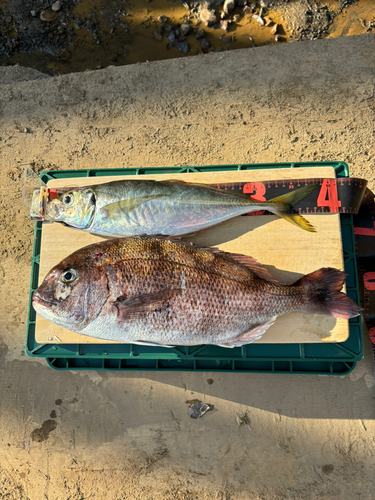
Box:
33;236;361;347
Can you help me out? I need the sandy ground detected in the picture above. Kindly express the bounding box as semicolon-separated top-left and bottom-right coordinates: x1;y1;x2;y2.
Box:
0;34;375;499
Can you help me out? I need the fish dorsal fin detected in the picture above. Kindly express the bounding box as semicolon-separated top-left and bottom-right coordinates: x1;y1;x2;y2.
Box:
100;195;165;220
134;235;280;284
219;253;280;284
163;179;190;185
162;179;252;200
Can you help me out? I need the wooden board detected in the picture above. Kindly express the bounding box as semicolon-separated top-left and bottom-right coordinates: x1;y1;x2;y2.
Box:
35;166;348;345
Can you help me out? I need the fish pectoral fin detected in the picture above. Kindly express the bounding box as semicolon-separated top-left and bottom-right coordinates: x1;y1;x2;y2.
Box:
132;340;175;348
113;289;181;321
217;317;277;347
100;195;165;220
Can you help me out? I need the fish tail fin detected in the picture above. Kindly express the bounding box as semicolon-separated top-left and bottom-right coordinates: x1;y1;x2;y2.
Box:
268;183;319;232
295;268;362;319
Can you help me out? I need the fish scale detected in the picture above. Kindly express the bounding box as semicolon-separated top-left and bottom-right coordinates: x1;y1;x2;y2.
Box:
37;178;319;236
33;236;361;347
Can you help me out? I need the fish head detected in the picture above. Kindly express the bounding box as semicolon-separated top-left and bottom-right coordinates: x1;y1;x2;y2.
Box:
46;188;95;228
33;251;109;332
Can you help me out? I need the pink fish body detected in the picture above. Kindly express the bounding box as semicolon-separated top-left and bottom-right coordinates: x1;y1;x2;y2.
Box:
33;236;361;347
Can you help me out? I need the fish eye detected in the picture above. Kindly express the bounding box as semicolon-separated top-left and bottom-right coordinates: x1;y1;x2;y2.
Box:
61;269;77;283
63;193;74;206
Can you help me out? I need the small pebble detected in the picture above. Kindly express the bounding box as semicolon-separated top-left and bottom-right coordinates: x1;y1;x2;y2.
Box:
223;0;236;14
163;24;172;32
270;23;278;35
51;1;62;12
40;11;58;22
195;28;206;39
275;34;280;42
252;14;264;26
176;41;189;53
199;6;216;26
201;37;210;48
180;23;191;36
264;16;272;26
243;6;253;15
30;10;36;17
166;32;177;43
6;16;13;23
158;15;168;23
233;14;241;23
59;49;71;60
219;20;229;31
153;31;163;41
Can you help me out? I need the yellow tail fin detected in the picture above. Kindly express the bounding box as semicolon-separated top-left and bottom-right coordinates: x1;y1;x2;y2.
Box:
268;183;319;233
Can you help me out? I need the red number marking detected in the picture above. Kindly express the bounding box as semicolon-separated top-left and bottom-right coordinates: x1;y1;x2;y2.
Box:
317;179;341;213
364;272;375;291
243;182;266;216
353;227;375;236
48;189;59;200
243;182;266;201
369;327;375;343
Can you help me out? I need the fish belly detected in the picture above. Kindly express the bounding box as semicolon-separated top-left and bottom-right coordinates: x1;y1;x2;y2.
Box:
78;277;289;345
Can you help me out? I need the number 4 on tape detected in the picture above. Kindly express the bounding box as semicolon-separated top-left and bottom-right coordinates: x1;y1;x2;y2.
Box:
317;179;342;213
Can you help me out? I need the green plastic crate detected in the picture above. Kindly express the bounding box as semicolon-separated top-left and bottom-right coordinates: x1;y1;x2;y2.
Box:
26;162;363;374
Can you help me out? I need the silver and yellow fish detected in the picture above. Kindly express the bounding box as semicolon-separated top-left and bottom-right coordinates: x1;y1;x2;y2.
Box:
32;179;318;237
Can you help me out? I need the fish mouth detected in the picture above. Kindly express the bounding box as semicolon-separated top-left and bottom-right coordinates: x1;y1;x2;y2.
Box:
32;293;55;310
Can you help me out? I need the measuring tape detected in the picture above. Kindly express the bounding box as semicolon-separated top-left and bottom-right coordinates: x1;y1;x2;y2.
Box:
210;177;368;215
354;188;375;369
213;176;375;366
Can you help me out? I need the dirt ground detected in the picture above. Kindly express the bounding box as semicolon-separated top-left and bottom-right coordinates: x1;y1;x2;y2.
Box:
1;0;375;74
0;33;375;499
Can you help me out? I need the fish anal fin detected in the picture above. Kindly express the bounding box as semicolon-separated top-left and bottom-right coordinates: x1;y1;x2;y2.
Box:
132;340;175;348
113;288;181;321
101;195;165;220
217;317;276;347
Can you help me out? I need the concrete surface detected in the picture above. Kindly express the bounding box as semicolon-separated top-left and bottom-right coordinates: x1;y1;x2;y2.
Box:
0;34;375;499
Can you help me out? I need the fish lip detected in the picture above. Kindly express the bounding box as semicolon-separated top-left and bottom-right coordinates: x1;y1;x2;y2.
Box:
32;293;55;309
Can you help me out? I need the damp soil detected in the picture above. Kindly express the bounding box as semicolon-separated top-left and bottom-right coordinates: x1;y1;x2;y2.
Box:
0;0;373;75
